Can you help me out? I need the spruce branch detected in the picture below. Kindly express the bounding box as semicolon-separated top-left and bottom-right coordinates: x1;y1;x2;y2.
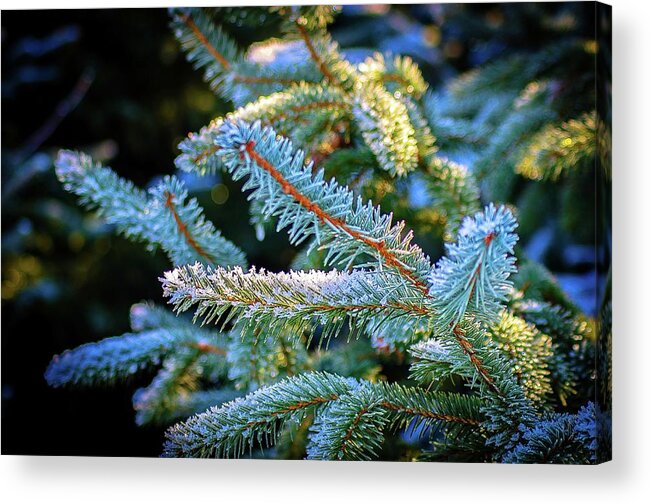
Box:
161;264;432;344
353;82;419;176
376;380;482;432
163;371;482;459
214;120;433;291
45;325;227;389
402;95;438;162
420;204;521;408
170;8;240;91
424;156;481;238
55;150;247;269
133;348;204;426
242;83;349;133
45;329;184;387
176;83;350;176
502;403;598;464
306;386;388;460
163;371;354;458
514;300;593;405
409;339;459;386
175;121;225;176
44;6;606;463
46;303;227;389
358;53;428;100
171;8;319;106
133;303;311;394
516;111;596;181
446;321;536;456
486;312;553;405
429;203;518;329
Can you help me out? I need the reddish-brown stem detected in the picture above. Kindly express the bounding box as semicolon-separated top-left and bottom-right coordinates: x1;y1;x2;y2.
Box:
244;394;338;428
187;100;347;167
164;191;215;264
452;324;502;396
295;23;338;86
341;400;481;456
340;407;369;457
464;233;494;313
187;341;227;356
295;302;429;316
231;75;300;85
241;393;480;437
203;291;428;317
379;401;481;426
191;144;220;165
382;73;411;88
442;233;505;395
180;13;231;69
243;141;429;294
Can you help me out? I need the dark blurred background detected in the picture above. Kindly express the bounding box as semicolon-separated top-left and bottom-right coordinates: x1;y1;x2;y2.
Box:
1;3;598;456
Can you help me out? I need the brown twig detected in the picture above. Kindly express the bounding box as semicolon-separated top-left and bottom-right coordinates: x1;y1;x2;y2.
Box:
340;407;369;457
196;291;429;318
231;75;300;85
452;324;502;396
379;401;481;426
164;191;215;264
187;341;227;356
180;13;230;69
244;394;338;428
190;144;220;165
295;22;338;86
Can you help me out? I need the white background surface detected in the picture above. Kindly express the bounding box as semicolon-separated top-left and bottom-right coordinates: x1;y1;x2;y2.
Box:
1;0;649;502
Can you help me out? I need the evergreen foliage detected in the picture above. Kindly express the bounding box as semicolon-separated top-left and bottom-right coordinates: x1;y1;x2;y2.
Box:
55;150;247;269
161;265;431;344
516;111;597;182
46;328;182;387
429;203;518;327
45;5;610;463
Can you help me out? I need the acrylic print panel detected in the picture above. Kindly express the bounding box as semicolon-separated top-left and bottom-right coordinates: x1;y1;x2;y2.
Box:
1;2;611;463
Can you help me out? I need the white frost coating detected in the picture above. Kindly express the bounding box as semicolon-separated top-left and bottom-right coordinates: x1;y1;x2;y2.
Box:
429;203;518;328
161;264;433;342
